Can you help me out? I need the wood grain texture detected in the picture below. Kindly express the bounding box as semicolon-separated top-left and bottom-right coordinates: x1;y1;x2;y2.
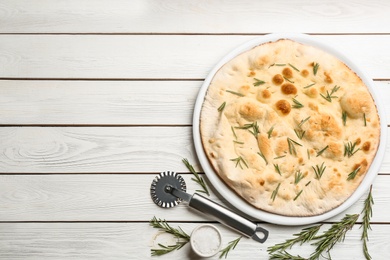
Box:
0;127;389;173
0;222;388;259
0;80;199;125
0;80;389;125
0;0;389;34
0;174;388;222
0;127;196;173
0;35;390;79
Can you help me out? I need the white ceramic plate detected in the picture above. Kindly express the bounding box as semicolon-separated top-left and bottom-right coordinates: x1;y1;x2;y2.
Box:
192;33;387;225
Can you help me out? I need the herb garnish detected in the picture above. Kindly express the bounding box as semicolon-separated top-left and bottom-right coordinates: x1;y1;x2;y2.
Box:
230;156;248;169
253;78;266;86
218;101;226;112
320;85;340;102
307;148;311;160
274;155;286;160
269;63;286;68
219;236;242;259
344;141;360;158
313;62;320;75
316;145;329;157
284;76;295;83
305;180;311;186
294;170;305;184
268;224;322;254
150;216;191;256
310;214;359;259
293;190;303;201
313;162;326;180
267;125;275;139
361;186;374;260
231;126;237;139
226;89;244;97
363;113;367;126
287;137;302;156
292;98;304;108
274;164;281;175
342;111;347;126
288;63;300;72
271;183;281;201
294;128;305;140
304;82;316;89
257;151;268;165
347;166;361;181
298;116;311;127
236;122;260;137
233;140;244;144
182;158;210;196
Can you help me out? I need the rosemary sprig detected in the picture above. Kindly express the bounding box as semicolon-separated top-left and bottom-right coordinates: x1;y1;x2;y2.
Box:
236;122;259;137
182;158;210;196
268;224;322;254
342;111;347;126
361;186;374;260
304;82;316;89
347;166;361;181
274;164;282;175
292;98;304;108
310;214;359;259
313;162;326;180
253;78;266;86
289;63;300;72
150;216;191;256
269;250;306;260
219;236;241;259
230;156;248;169
344;141;360;158
294;128;306;140
226;89;244;97
284;76;295;83
313;62;320;75
287;137;302;156
267;125;275;139
271;183;281;201
257;151;268;165
316;145;329;157
363;113;367;126
298;116;311;127
294;170;305;184
231;126;237;139
151;243;187;256
320;85;340;103
218;102;226;112
293;190;303;201
269;63;286;68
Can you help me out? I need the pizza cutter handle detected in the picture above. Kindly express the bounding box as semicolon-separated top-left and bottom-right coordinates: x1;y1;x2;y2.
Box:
189;193;269;243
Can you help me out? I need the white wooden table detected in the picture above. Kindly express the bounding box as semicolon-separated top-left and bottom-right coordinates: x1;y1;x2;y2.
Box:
1;1;390;259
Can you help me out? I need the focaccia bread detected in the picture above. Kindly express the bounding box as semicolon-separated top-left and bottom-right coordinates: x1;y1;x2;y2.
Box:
200;39;380;216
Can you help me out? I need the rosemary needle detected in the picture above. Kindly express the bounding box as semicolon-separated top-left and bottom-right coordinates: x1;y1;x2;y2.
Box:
182;158;210;196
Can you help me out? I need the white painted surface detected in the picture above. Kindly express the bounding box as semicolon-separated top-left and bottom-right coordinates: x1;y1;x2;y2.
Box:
0;1;389;259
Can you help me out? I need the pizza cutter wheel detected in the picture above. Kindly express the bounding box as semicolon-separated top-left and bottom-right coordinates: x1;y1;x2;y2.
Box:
150;171;269;243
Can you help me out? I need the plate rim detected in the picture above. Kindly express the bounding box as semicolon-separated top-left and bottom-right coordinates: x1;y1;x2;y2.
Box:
192;33;387;225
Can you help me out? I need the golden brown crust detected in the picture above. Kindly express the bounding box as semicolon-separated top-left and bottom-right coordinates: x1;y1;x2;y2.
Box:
199;39;380;217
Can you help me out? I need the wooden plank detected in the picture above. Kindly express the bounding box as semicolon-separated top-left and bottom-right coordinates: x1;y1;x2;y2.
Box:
0;127;389;173
1;80;389;125
1;0;389;34
0;222;388;259
0;173;388;222
0;35;390;79
0;80;200;125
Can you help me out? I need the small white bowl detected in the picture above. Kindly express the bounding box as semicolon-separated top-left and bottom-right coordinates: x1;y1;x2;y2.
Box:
190;224;222;258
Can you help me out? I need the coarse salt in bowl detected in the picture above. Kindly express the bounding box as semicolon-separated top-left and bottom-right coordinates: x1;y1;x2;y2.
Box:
190;224;222;258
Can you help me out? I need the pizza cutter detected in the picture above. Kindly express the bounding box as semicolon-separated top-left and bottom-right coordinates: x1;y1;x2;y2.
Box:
150;171;269;243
